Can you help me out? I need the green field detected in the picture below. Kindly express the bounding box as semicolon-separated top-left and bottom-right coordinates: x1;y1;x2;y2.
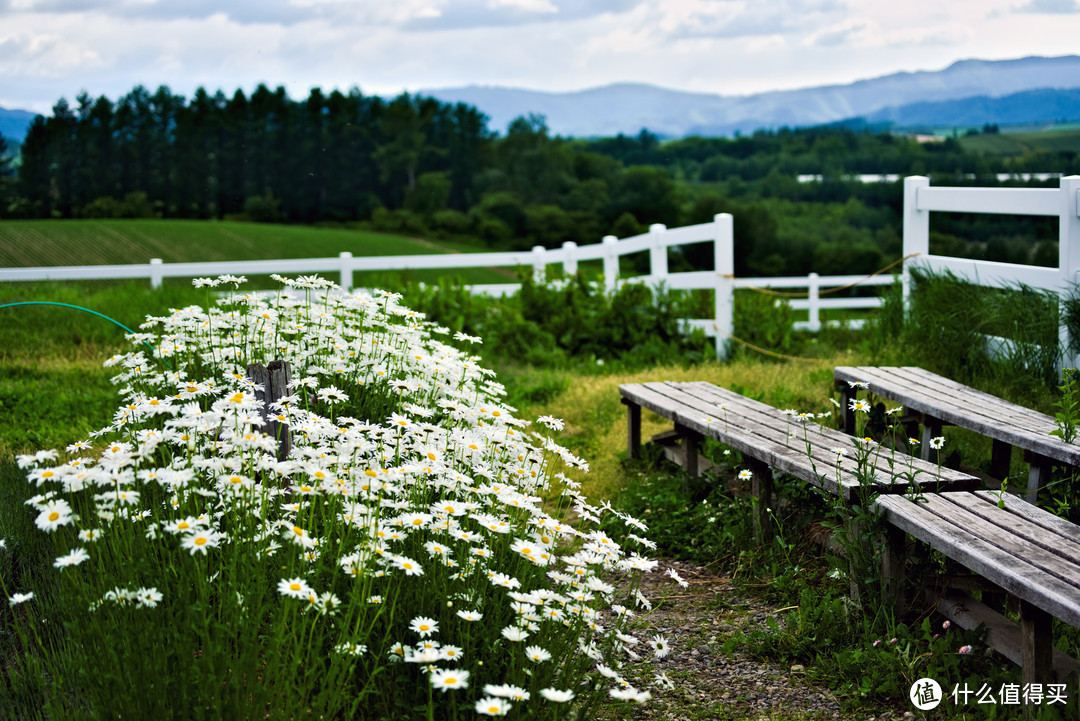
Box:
0;219;514;285
957;126;1080;156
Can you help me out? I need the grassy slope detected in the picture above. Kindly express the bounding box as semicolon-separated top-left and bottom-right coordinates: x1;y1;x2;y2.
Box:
0;219;513;285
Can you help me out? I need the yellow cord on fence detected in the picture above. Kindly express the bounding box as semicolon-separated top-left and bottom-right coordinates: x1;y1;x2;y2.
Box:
718;252;921;298
721;330;830;363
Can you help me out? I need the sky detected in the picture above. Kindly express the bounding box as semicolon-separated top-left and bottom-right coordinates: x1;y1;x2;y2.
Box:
2;0;1080;115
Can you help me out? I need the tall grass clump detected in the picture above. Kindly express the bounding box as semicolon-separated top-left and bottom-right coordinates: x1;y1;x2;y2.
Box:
2;274;670;720
902;268;1061;391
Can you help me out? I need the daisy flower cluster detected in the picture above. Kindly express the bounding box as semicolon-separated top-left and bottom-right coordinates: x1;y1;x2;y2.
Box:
10;274;670;719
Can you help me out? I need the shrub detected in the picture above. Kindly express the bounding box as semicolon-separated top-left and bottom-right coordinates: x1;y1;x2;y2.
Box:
244;193;284;223
80;192;156;219
3;274;669;719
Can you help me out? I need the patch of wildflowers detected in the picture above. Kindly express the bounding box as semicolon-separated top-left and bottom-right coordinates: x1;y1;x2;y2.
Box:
16;276;670;717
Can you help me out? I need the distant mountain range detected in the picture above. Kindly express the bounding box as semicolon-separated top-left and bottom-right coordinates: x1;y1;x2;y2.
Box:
3;55;1080;142
420;55;1080;137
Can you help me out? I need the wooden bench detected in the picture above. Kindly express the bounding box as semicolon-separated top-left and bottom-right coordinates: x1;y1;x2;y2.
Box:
835;366;1080;501
620;380;1080;687
619;380;981;536
874;490;1080;686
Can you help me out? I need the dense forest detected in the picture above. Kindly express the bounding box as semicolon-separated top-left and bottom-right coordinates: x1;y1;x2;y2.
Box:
1;83;1078;276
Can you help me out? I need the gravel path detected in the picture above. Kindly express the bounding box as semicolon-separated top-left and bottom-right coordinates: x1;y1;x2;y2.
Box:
598;560;919;721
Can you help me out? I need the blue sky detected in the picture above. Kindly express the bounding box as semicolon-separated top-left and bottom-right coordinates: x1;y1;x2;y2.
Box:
2;0;1080;113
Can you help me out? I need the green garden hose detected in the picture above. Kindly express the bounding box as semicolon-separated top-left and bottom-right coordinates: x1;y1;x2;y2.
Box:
0;301;167;367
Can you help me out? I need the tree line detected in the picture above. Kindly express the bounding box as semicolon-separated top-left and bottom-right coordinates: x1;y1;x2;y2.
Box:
1;83;1077;274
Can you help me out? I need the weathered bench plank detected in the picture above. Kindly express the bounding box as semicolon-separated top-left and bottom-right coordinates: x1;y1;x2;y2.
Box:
835;365;1080;500
836;366;1064;449
873;493;1080;629
675;380;978;491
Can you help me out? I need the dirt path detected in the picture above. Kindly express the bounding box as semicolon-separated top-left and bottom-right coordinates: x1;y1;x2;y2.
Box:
599;559;915;721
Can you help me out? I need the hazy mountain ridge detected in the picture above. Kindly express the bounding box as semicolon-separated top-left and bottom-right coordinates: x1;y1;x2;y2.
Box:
3;55;1080;142
421;55;1080;137
863;87;1080;129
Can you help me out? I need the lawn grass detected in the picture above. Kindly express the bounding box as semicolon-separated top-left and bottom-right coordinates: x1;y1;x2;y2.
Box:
0;218;514;285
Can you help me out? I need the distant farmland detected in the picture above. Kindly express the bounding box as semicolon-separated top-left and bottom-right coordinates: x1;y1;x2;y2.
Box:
0;219;513;285
957;126;1080;156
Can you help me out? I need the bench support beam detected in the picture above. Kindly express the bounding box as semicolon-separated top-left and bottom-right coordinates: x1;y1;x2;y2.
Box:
622;399;641;460
1025;453;1052;503
880;524;907;618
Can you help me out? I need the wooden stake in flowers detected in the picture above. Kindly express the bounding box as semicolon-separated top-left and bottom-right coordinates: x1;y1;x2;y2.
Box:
246;359;292;462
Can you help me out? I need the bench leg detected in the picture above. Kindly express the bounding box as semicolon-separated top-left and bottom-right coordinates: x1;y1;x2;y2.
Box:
675;422;702;478
1020;599;1053;690
989;439;1011;481
623;399;641;460
880;524;907;618
920;418;942;462
749;459;773;542
1025;455;1051;503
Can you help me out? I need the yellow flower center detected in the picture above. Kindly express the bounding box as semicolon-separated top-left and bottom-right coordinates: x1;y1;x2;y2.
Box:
48;511;60;522
195;537;207;546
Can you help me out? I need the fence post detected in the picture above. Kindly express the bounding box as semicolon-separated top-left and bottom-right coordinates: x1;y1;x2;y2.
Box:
562;241;578;276
714;213;734;359
1059;175;1080;371
902;176;930;310
339;251;353;292
532;245;546;284
649;224;667;283
603;235;619;292
808;272;821;332
149;258;163;289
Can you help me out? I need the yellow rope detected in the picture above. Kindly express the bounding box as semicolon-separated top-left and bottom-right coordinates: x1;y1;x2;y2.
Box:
719;252;921;298
722;331;829;363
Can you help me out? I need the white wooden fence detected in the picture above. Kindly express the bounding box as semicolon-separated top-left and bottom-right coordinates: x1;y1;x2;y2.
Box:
902;174;1080;369
0;213;898;358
